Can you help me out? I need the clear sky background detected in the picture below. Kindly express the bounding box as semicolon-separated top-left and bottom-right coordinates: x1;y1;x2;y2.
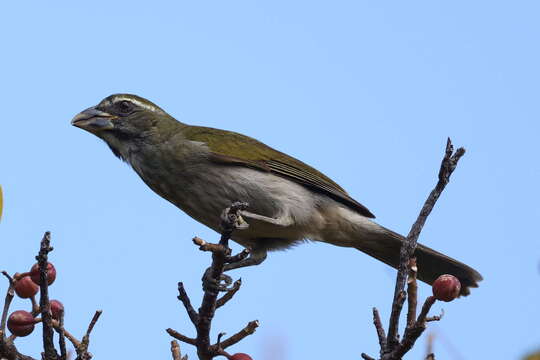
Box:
1;1;539;359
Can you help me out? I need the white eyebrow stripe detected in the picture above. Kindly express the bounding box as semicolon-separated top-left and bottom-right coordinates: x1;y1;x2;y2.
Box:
111;96;161;113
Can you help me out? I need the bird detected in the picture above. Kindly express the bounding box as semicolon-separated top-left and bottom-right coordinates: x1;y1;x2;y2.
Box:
71;94;482;295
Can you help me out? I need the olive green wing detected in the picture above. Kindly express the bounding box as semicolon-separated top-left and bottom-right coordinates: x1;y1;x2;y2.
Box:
183;126;375;218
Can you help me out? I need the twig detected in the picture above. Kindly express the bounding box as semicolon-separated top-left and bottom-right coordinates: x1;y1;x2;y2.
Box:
1;232;101;360
364;139;465;360
196;241;230;360
216;332;226;348
406;258;418;327
57;310;67;360
31;295;39;316
0;329;38;360
85;311;102;337
216;279;242;309
166;329;197;346
0;271;14;332
75;310;102;360
171;340;188;360
386;291;406;348
177;283;199;326
0;273;38;360
219;320;259;349
416;297;436;324
171;340;182;360
196;204;248;359
192;237;223;253
426;309;444;322
390;296;438;359
36;231;58;360
388;139;464;347
167;202;259;360
52;320;80;349
372;308;386;357
391;139;463;346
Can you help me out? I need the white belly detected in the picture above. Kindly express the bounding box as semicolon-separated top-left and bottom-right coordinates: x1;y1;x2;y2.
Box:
131;156;327;249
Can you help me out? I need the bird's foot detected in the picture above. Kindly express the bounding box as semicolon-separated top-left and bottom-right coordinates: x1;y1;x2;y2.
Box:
202;266;233;293
223;249;267;271
220;202;250;233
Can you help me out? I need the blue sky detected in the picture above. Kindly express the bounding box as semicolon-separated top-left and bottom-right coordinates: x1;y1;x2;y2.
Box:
1;1;539;359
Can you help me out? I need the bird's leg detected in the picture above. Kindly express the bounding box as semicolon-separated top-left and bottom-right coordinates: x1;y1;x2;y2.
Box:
239;210;294;227
222;210;288;271
224;249;267;271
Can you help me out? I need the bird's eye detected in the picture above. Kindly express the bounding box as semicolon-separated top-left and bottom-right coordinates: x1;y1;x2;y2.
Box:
117;100;133;115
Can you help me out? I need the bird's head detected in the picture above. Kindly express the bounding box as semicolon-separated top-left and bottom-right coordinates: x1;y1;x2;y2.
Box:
72;94;178;161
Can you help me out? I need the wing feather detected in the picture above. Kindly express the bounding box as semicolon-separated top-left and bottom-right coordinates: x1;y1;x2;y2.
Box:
183;126;375;218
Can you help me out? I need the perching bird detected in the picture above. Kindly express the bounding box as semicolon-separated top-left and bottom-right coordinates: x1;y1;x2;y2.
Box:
72;94;482;295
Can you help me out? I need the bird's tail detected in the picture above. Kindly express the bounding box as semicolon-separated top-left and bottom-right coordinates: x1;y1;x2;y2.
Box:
319;208;482;296
353;227;482;296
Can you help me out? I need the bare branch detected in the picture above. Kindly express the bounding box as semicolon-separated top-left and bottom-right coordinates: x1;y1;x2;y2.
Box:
193;237;225;254
416;296;436;324
426;309;444;322
391;297;438;358
171;340;189;360
168;203;258;360
1;232;101;360
216;279;242;309
0;329;37;360
219;320;259;349
166;329;197;346
364;139;466;359
171;340;182;360
36;231;58;360
406;258;418;327
372;308;386;356
59;310;103;360
57;310;67;360
84;310;102;338
0;271;14;332
390;139;464;351
177;282;199;326
0;273;37;360
386;290;405;347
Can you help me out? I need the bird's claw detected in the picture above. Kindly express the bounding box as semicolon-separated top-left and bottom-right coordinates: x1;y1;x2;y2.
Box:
220;202;250;232
202;267;233;292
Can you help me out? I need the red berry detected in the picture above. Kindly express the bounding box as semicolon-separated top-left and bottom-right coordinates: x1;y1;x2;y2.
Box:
50;300;64;320
432;274;461;302
29;262;56;285
230;353;253;360
7;310;35;337
14;276;39;298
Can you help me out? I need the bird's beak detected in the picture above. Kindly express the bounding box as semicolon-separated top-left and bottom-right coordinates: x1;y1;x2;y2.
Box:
71;107;116;132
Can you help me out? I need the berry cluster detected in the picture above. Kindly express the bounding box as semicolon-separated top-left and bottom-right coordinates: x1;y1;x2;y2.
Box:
7;262;64;337
1;232;101;360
